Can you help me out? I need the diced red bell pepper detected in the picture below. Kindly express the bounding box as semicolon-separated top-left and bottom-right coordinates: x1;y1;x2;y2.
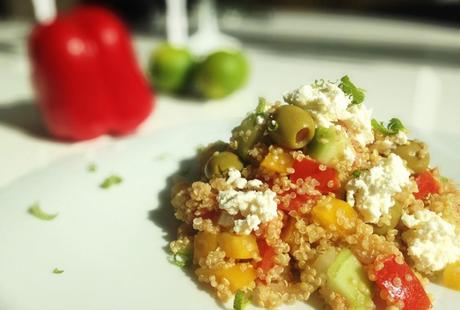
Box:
371;255;431;310
413;171;439;200
277;190;311;212
256;239;275;272
290;158;340;194
29;6;154;140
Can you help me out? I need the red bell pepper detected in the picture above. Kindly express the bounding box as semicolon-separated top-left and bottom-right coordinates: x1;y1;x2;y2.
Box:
290;158;340;194
256;239;276;272
371;255;431;310
29;6;154;140
413;171;439;200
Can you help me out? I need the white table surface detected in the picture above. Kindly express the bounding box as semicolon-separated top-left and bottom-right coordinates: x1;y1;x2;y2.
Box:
0;18;459;188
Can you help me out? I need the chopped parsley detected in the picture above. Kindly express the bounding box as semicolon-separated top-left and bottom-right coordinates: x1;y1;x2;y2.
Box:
99;175;123;189
87;163;97;172
168;251;191;268
233;290;248;310
52;268;64;274
27;203;58;221
371;118;406;136
352;170;362;178
339;75;365;106
255;97;267;115
313;79;326;88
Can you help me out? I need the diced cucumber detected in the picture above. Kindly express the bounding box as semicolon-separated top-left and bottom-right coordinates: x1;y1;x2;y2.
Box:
313;247;338;276
326;249;374;310
307;127;348;165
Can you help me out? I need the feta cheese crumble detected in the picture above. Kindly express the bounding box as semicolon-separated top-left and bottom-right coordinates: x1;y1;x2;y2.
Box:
217;169;277;234
402;209;460;272
346;154;411;223
344;104;374;147
284;81;351;128
284;81;374;147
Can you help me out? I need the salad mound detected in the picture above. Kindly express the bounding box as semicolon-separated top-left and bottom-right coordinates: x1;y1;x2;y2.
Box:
169;76;460;309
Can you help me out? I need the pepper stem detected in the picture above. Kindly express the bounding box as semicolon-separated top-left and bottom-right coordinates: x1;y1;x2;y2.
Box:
165;0;188;46
30;0;57;23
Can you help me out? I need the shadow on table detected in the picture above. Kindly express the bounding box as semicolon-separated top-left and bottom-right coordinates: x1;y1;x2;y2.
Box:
148;156;227;309
0;99;51;140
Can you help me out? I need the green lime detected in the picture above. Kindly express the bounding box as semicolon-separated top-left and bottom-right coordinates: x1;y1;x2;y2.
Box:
148;44;194;93
194;50;249;99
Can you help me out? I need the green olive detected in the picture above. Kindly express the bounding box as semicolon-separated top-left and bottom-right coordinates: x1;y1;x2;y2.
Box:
231;114;266;162
197;140;228;170
204;151;244;179
373;203;402;235
393;140;430;173
269;105;316;149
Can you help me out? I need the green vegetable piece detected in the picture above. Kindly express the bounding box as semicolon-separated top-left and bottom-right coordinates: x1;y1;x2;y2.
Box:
27;203;58;221
339;75;365;106
148;44;194;93
313;247;338;276
100;175;123;189
169;251;191;268
233;290;248;310
197;140;229;170
371;118;406;136
352;170;362;178
373;203;402;235
52;268;64;274
87;163;97;172
269;105;316;149
393;140;430;173
194;50;249;99
204;151;243;179
232;112;266;162
255;97;267;115
326;249;373;310
307;126;348;165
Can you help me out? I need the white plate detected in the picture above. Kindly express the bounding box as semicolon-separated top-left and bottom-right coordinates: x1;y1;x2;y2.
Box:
0;120;459;310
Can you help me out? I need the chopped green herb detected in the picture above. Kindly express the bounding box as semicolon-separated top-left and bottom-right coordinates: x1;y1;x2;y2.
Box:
267;120;279;132
27;203;58;221
100;175;123;189
440;176;449;183
352;170;362;178
196;144;205;153
153;153;169;161
52;268;64;274
255;97;267;114
233;290;248;310
168;251;191;268
339;75;365;106
313;79;326;88
371;118;406;136
87;163;97;172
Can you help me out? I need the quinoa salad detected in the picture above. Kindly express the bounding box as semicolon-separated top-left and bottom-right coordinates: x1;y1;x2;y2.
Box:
169;76;460;309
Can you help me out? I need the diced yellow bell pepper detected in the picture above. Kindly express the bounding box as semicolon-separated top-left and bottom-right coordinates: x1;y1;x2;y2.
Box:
217;233;259;259
214;264;257;292
194;231;218;264
311;197;357;236
443;261;460;291
281;216;297;248
260;148;293;173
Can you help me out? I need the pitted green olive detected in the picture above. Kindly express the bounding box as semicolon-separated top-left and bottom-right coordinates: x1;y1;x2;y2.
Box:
373;203;402;235
232;115;266;162
269;105;316;149
204;151;243;179
394;140;430;173
198;140;228;170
